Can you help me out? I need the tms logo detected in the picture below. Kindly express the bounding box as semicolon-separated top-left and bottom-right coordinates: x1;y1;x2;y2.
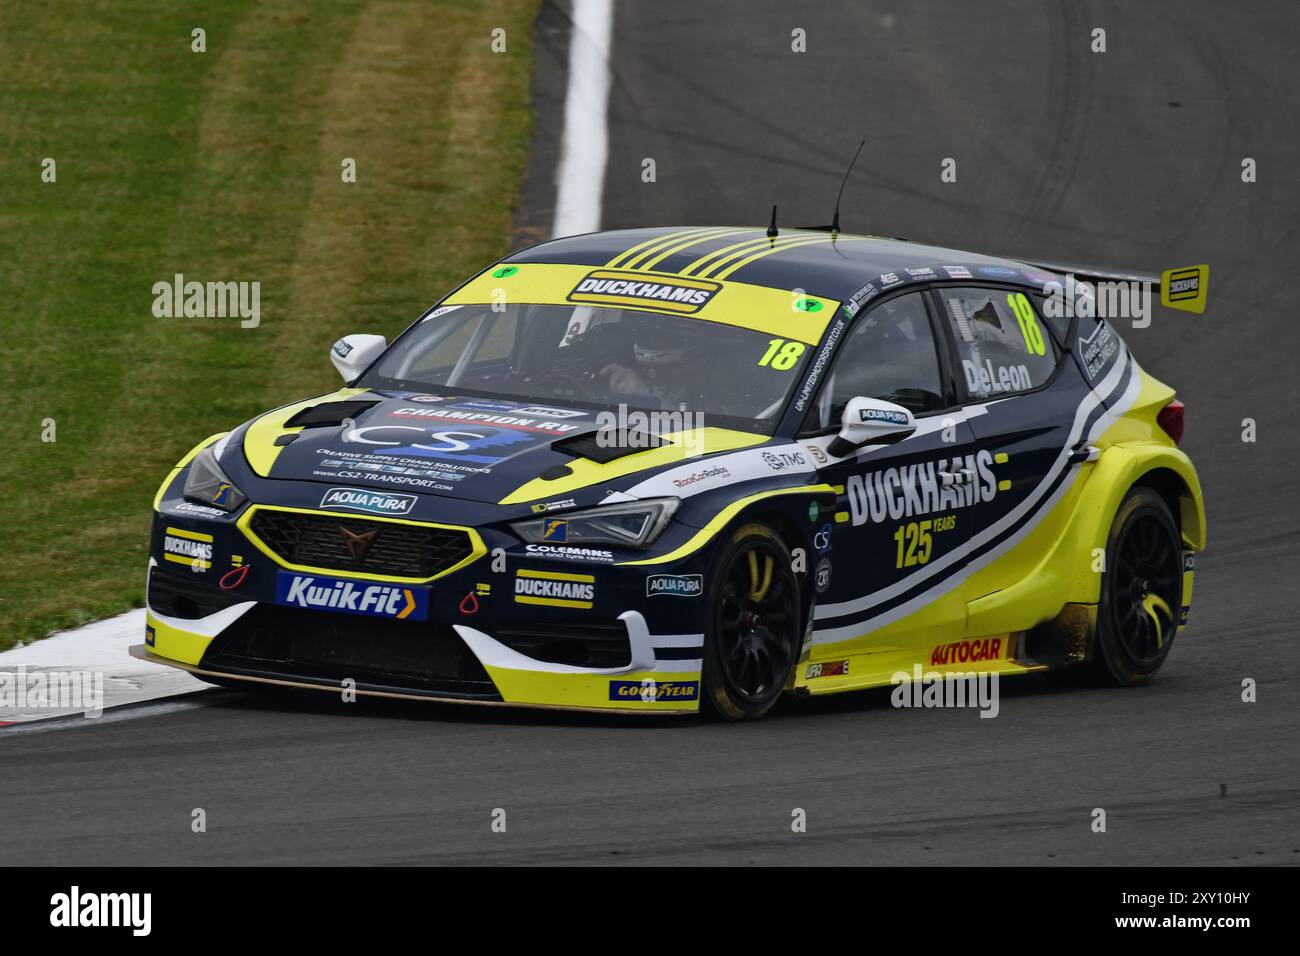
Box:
761;449;807;471
319;487;417;516
275;572;428;620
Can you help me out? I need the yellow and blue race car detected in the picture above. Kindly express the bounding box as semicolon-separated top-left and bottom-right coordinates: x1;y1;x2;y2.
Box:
132;226;1206;719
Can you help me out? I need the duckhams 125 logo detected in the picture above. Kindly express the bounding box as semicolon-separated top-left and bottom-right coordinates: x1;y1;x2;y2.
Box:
275;571;429;620
567;269;721;314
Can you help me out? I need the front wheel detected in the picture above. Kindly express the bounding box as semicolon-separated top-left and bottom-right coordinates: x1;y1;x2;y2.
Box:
1093;486;1183;685
701;523;802;720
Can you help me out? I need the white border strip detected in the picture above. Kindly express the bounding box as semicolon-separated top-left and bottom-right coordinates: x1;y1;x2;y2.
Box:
552;0;613;237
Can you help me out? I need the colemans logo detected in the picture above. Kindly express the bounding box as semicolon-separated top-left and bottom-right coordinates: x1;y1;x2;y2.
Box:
567;270;721;314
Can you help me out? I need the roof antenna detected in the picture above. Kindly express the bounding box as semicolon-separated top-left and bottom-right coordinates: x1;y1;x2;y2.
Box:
766;204;779;239
829;139;865;236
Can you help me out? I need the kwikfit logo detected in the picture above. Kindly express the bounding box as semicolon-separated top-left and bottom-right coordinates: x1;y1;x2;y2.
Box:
275;571;427;620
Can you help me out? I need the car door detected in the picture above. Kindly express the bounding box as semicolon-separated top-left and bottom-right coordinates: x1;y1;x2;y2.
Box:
929;284;1087;629
799;289;984;659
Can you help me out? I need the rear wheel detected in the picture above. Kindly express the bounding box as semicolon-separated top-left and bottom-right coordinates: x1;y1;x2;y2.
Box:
701;524;801;720
1093;486;1182;685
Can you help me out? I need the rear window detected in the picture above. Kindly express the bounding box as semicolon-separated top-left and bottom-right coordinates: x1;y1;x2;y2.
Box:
937;287;1058;399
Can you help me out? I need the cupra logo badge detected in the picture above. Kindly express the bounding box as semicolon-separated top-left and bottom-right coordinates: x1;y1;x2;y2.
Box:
339;526;379;562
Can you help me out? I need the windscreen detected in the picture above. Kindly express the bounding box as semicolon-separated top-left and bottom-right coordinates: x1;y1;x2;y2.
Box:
359;303;815;431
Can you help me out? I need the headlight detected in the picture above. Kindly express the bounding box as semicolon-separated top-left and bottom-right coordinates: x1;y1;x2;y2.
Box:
511;498;679;549
182;446;247;512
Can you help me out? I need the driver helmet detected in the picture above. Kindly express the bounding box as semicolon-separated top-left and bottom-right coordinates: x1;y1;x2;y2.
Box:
631;320;686;368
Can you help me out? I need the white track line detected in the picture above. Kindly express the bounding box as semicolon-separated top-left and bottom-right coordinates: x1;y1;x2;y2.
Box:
0;609;206;724
552;0;613;237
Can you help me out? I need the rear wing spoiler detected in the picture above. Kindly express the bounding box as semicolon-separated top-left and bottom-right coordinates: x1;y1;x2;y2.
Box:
1019;259;1207;314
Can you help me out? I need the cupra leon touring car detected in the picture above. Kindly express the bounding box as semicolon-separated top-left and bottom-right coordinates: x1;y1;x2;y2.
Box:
133;226;1206;719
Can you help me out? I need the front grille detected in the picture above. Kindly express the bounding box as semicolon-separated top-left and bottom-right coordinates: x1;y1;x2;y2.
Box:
493;621;631;668
202;604;499;699
248;509;474;579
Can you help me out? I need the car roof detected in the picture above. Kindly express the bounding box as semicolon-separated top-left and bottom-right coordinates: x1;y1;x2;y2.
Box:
505;226;1039;301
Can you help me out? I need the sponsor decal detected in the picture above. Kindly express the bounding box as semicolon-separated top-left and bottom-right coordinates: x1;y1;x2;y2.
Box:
962;358;1033;395
332;339;354;358
1078;320;1120;380
929;637;1003;667
275;571;428;620
847;449;997;526
814;558;832;593
385;406;583;435
1160;264;1208;314
860;407;910;425
145;625;156;647
761;449;808;471
1180;605;1190;625
879;271;902;287
342;423;536;464
524;544;614;562
514;569;595;608
978;266;1018;277
540;518;568;542
163;527;213;571
808;500;820;523
515;405;587;419
1183;553;1195;572
943;265;972;279
672;465;729;488
806;443;829;466
405;393;444;402
813;524;833;553
806;659;848;679
843;283;878;319
1021;270;1057;285
530;498;577;514
646;573;703;598
319;487;417;516
906;266;937;279
166;500;227;518
609;679;700;702
567;269;721;314
794;315;847;411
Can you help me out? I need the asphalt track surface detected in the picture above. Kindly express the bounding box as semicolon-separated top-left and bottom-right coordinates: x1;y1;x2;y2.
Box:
3;1;1299;866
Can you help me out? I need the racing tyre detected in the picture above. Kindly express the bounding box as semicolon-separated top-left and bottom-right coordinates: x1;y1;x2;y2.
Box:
1093;486;1182;685
701;523;801;720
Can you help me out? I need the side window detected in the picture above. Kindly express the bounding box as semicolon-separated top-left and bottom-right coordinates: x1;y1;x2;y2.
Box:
938;287;1058;400
814;291;945;429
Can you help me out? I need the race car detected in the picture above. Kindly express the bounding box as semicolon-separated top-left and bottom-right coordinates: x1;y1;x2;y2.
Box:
132;226;1206;719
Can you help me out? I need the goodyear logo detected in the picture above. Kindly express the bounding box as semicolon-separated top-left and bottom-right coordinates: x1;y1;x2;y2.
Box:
568;269;721;314
275;571;428;620
541;518;568;542
1160;264;1208;314
514;569;595;608
609;679;700;702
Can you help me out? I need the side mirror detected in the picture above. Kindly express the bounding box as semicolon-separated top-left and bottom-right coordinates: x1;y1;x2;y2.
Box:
827;397;916;458
329;334;386;382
